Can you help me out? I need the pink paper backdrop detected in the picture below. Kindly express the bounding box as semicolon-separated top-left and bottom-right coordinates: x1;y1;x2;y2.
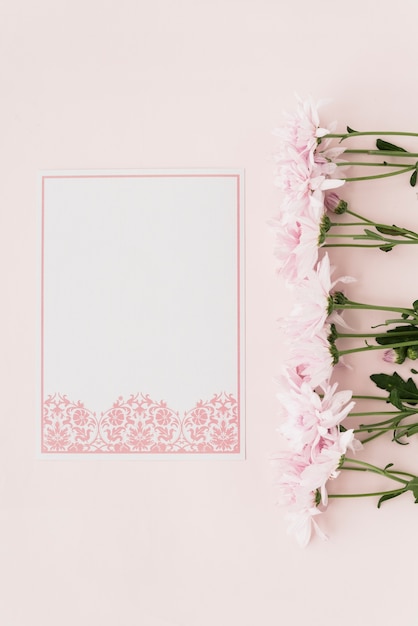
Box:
1;1;418;624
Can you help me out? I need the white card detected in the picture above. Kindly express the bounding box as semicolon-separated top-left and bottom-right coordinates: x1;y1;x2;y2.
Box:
39;170;245;459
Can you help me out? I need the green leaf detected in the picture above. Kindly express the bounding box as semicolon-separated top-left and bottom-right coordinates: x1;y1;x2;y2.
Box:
346;126;357;134
410;170;417;187
379;245;393;252
411;368;418;374
376;138;407;152
413;300;418;312
404;424;418;437
384;463;394;471
389;388;404;411
370;371;418;406
376;225;402;236
375;326;418;345
377;491;404;509
370;372;403;391
406;477;418;503
363;228;383;239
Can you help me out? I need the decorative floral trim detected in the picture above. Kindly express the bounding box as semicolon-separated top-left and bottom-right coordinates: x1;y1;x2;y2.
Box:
42;392;239;454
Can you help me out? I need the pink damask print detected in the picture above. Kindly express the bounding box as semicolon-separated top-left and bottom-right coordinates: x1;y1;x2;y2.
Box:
42;392;239;454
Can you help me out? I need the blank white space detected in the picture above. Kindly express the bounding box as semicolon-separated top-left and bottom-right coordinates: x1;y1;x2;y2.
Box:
43;171;241;415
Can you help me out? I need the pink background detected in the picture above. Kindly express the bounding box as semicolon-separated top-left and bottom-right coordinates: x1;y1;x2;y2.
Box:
1;1;418;624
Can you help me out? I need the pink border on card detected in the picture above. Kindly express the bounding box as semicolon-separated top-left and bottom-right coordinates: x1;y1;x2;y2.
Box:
41;172;243;455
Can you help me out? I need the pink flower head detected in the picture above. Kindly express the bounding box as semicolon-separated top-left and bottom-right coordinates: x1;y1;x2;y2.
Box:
269;215;320;285
276;369;355;454
285;487;327;548
273;96;346;224
279;252;355;339
288;325;336;390
313;145;347;189
273;372;360;544
301;428;362;506
271;449;327;547
269;192;334;285
273;95;333;163
274;146;314;217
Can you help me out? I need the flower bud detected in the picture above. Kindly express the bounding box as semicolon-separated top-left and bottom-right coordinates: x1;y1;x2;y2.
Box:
383;348;406;364
407;346;418;360
325;192;348;214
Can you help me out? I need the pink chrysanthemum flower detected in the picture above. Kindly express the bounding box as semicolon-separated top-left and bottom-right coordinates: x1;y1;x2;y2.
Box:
285;486;327;548
273;368;361;545
271;97;348;285
274;146;314;217
272;450;327;547
276;368;355;454
273;96;346;218
289;324;337;390
269;185;335;286
311;140;347;194
273;95;333;162
301;428;361;506
273;429;361;547
302;428;361;507
269;209;324;284
279;253;355;339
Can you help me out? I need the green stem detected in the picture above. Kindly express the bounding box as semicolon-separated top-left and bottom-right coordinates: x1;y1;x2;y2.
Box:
342;458;410;485
340;466;416;480
350;411;405;417
341;166;416;182
325;234;418;243
371;151;418;156
343;149;418;157
338;339;418;357
359;430;388;444
330;213;418;240
328;224;418;239
325;233;391;239
346;209;374;223
356;424;411;435
374;318;418;326
328;488;405;499
352;236;418;244
351;395;388;400
388;469;417;479
358;411;416;427
329;221;376;226
324;131;418;140
336;331;418;339
337;300;415;316
323;243;389;248
336;161;417;168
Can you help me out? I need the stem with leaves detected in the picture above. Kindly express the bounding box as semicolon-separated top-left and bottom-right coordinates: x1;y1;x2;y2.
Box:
321;132;418;187
328;458;418;508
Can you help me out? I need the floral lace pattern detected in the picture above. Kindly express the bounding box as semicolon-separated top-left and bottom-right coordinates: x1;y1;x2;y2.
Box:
42;392;239;454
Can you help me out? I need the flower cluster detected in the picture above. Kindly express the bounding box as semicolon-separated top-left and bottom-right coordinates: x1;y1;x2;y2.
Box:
271;96;346;284
273;368;360;546
272;97;418;547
